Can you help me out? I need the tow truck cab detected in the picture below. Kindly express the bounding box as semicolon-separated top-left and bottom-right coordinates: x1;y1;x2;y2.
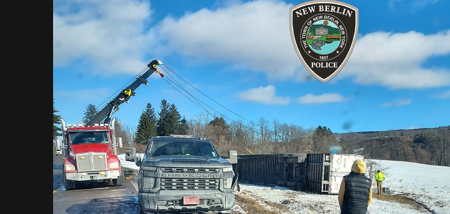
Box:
58;60;163;190
61;119;124;190
136;136;238;214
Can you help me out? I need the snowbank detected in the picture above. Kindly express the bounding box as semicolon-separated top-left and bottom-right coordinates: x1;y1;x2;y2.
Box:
236;184;429;214
118;153;144;171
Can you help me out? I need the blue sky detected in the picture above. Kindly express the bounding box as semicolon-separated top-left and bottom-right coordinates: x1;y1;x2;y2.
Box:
53;0;450;134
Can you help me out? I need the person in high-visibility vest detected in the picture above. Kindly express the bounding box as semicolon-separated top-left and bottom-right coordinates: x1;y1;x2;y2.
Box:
375;170;386;195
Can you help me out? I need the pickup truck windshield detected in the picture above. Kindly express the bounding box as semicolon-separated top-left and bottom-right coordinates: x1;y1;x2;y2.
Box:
148;140;218;158
69;131;110;145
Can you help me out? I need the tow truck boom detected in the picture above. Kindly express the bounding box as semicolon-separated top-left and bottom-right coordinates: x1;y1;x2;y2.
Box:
86;59;163;126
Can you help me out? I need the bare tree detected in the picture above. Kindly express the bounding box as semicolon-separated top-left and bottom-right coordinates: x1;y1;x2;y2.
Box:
365;160;390;189
258;117;272;143
273;120;281;143
431;129;450;166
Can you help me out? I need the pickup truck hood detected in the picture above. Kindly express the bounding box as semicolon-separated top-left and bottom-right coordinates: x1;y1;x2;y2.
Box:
144;157;231;168
70;143;110;154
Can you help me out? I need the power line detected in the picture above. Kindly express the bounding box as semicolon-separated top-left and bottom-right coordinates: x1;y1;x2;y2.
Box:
161;77;212;116
161;64;258;127
160;67;235;123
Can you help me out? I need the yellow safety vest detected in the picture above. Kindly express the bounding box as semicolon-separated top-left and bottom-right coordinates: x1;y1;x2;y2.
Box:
375;172;385;182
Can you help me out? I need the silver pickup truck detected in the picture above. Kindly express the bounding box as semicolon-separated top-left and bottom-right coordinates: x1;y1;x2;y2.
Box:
136;136;238;214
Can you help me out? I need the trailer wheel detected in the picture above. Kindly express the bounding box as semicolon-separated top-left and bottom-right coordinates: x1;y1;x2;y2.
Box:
63;167;76;190
113;166;124;186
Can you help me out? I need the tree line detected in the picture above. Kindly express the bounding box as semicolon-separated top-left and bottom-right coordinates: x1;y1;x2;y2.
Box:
69;100;341;156
340;128;450;166
53;99;450;166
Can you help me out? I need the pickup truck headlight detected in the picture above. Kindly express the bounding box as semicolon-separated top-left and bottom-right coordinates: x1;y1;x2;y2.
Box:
223;166;234;189
224;177;233;189
223;166;233;173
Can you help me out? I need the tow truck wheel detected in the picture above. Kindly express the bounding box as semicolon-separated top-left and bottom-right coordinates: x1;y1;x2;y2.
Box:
113;166;124;186
63;167;76;190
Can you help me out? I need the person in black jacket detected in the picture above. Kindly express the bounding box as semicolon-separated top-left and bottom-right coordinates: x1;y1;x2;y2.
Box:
338;159;373;214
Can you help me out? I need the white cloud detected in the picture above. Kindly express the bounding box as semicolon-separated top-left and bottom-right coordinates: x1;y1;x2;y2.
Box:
436;89;450;99
236;85;290;105
297;93;348;104
151;1;450;89
53;0;450;90
150;0;302;80
53;0;153;76
380;99;412;107
342;30;450;89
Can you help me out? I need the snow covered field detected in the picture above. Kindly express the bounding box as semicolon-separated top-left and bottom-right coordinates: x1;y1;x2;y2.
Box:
118;154;450;214
368;159;450;214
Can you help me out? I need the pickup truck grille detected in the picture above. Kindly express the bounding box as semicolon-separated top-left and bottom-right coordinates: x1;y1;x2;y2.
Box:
160;178;219;190
159;167;221;190
76;152;107;172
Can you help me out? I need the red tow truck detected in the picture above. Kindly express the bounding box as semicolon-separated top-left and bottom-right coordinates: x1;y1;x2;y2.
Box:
59;60;163;190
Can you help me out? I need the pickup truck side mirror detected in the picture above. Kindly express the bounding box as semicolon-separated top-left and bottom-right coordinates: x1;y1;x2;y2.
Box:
135;157;142;167
226;150;237;164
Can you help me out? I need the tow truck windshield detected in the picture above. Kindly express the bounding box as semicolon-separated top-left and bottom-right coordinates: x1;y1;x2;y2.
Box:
69;131;110;145
148;140;219;158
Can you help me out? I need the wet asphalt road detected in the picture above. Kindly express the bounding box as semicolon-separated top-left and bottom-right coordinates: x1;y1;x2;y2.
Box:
53;156;140;214
53;155;64;189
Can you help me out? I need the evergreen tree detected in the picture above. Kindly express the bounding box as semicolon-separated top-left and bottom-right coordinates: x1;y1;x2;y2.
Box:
82;104;98;124
208;116;228;129
135;103;157;144
157;99;172;136
53;99;61;139
168;104;182;134
312;125;335;153
177;116;189;135
206;116;232;144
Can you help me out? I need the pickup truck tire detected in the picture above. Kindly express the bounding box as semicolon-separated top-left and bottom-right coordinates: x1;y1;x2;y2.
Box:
63;167;76;190
113;166;124;186
138;205;155;214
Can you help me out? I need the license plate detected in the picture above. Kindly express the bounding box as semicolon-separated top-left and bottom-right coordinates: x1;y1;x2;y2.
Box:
183;196;199;205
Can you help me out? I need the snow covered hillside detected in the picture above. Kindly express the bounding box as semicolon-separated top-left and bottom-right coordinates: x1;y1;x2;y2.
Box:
118;154;450;214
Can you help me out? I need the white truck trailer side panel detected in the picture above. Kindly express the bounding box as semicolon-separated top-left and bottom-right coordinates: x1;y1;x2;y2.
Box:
329;154;364;194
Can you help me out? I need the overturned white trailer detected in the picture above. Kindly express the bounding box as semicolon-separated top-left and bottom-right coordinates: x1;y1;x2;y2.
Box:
237;153;364;194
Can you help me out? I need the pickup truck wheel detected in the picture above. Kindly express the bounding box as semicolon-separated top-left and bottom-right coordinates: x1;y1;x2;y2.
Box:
113;166;124;186
138;205;155;214
63;167;76;190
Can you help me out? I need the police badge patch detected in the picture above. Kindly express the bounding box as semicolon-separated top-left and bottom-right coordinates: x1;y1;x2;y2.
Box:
290;0;358;82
